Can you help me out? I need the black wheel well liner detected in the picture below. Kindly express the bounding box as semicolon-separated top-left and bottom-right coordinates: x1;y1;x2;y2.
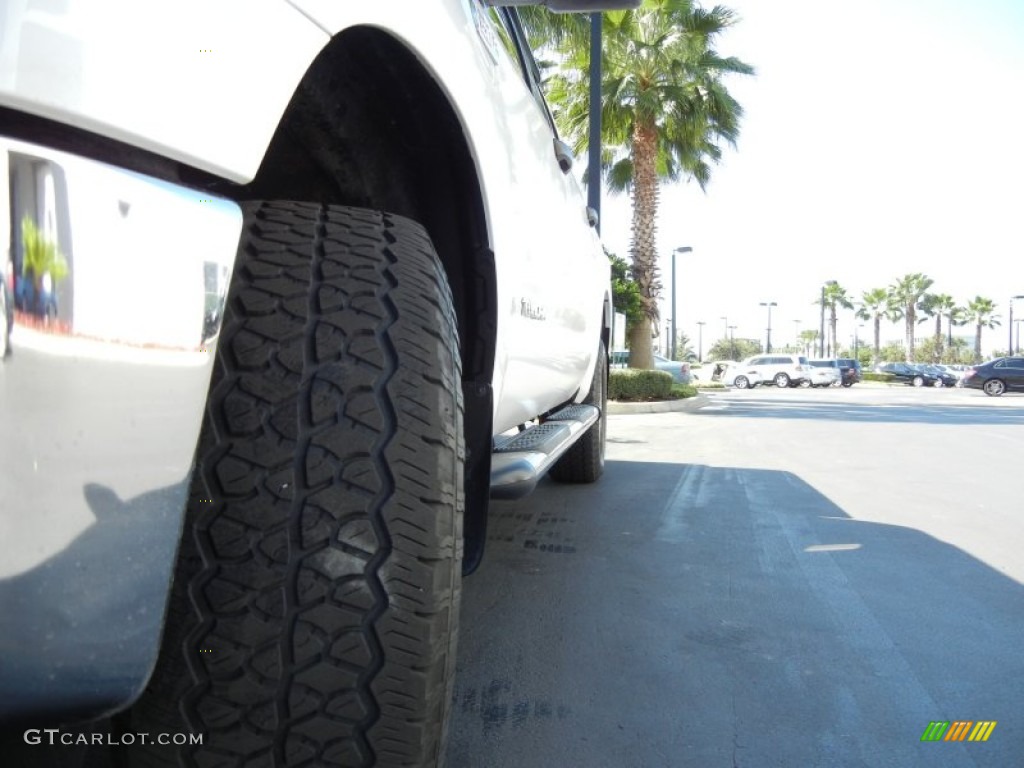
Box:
236;26;496;387
230;27;497;570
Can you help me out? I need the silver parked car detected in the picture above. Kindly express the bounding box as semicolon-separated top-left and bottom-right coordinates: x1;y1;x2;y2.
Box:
807;359;842;387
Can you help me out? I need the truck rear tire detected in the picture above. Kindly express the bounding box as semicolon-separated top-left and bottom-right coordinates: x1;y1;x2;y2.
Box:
549;339;607;484
119;202;463;768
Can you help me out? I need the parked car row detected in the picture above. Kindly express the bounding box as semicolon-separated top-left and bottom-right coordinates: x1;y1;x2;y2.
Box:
702;356;862;390
875;362;960;388
813;358;862;387
706;356;1022;398
611;352;1024;399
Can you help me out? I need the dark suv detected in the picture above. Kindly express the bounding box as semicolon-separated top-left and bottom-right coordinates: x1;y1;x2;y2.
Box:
835;358;862;387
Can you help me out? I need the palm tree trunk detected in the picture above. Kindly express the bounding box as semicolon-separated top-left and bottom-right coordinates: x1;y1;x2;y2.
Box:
906;308;915;360
974;323;982;362
873;315;881;364
934;315;943;361
627;119;660;369
829;307;837;357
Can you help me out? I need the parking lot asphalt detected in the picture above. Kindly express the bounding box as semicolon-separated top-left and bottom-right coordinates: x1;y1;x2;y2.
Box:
445;385;1024;768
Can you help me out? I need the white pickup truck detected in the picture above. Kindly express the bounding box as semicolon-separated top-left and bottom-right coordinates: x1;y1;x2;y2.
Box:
0;1;636;765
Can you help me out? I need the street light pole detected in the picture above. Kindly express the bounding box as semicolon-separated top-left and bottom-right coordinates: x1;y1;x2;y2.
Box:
819;285;827;358
696;320;705;362
728;325;737;360
720;315;728;356
670;246;693;360
759;301;777;353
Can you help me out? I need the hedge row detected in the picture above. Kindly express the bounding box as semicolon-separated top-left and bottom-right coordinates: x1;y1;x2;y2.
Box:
671;383;699;399
862;372;896;383
609;368;673;400
608;369;701;401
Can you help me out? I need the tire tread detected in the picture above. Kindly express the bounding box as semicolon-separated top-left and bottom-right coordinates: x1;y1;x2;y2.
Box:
120;202;463;768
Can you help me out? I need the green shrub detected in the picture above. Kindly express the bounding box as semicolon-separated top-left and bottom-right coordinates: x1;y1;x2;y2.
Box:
862;372;896;383
670;383;698;399
609;368;674;400
696;381;725;390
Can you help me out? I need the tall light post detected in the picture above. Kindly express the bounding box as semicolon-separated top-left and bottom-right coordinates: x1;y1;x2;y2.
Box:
720;315;728;356
1016;319;1023;355
587;13;602;234
696;320;706;362
819;284;828;358
670;246;693;360
760;301;777;353
728;324;737;360
1009;295;1024;355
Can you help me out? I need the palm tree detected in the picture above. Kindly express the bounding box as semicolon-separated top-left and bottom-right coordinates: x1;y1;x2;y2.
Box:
855;287;888;364
888;273;934;361
673;331;695;361
917;293;941;361
534;1;753;368
819;280;853;357
947;304;968;356
927;294;957;359
966;296;1000;362
798;329;819;358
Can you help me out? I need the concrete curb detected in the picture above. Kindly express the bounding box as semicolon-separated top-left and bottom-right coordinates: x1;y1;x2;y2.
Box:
608;393;711;414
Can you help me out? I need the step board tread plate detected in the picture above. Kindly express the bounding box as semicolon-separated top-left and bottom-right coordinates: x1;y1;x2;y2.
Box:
490;404;600;499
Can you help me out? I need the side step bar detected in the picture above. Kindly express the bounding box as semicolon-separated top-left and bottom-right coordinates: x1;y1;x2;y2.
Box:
489;404;600;499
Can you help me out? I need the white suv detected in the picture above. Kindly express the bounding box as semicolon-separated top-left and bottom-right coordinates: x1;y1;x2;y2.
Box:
741;354;812;387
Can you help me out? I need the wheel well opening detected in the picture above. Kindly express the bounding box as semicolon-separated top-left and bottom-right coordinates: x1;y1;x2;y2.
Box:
237;26;496;388
232;27;498;568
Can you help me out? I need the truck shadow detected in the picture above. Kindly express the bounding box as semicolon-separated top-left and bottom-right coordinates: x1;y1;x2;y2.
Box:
449;460;1023;768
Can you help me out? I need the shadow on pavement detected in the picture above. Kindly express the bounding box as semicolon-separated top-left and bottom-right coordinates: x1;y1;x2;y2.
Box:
447;459;1022;768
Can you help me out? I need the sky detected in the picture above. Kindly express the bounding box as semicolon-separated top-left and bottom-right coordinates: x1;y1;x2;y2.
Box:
597;0;1024;356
